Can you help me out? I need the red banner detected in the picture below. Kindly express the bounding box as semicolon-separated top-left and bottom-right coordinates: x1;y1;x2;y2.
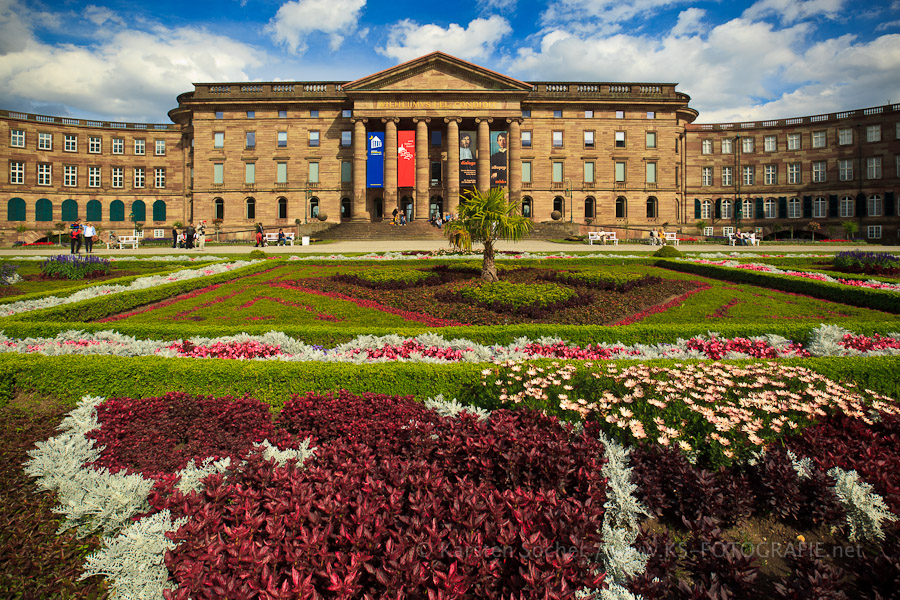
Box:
398;131;415;188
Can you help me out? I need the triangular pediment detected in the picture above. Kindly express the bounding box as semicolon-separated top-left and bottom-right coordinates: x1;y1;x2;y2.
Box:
343;52;531;93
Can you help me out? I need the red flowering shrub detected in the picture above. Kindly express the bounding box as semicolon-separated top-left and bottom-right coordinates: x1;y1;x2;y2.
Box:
87;392;282;479
684;336;810;360
838;333;900;352
166;340;283;359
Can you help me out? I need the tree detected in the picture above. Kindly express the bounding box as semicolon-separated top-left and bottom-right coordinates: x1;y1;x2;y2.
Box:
54;222;66;246
444;187;533;282
15;224;28;245
808;220;821;241
842;220;859;240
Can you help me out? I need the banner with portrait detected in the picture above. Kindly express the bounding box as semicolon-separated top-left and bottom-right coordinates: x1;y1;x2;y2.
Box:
366;133;384;188
459;130;476;189
398;130;415;188
490;130;508;187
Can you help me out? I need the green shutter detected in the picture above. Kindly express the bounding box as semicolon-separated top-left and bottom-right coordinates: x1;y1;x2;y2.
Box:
755;197;764;219
714;198;721;219
802;196;812;218
110;200;125;222
7;198;26;222
131;201;146;222
86;200;102;222
778;197;788;219
694;199;701;219
856;193;865;217
886;192;895;217
35;198;53;222
152;200;166;222
828;195;839;218
61;199;78;221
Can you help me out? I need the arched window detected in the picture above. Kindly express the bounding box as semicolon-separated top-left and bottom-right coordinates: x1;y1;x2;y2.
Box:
35;198;53;222
584;197;595;219
130;200;146;222
840;195;854;218
277;197;288;220
788;197;801;219
813;197;827;218
310;197;319;219
110;200;125;222
152;200;166;222
7;198;26;221
245;197;256;220
701;200;711;219
742;199;754;220
86;199;102;221
764;198;777;219
615;196;627;219
721;198;732;220
553;196;564;216
214;197;224;220
868;194;883;217
61;199;78;221
521;197;532;218
646;197;657;219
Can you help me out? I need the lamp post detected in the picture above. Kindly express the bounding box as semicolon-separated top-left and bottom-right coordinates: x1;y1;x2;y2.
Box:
734;134;742;228
565;178;573;223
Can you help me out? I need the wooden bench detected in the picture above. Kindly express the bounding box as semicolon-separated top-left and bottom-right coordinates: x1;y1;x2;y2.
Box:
106;235;139;250
588;231;618;245
263;232;295;246
664;232;679;246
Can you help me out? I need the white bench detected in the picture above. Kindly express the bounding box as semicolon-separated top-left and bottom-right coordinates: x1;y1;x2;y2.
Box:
664;232;679;246
263;232;295;246
106;235;139;250
588;231;618;245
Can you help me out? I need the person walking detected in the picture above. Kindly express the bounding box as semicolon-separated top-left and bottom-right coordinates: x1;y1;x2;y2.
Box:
255;222;264;247
69;219;83;254
197;220;207;250
82;222;96;254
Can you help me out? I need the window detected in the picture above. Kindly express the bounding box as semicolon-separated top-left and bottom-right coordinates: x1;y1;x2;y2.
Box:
788;197;801;218
722;226;734;237
742;199;754;219
646;131;657;148
646;162;657;184
214;132;224;148
615;161;626;183
133;167;145;188
10;129;25;147
722;166;733;186
521;110;531;118
246;111;255;119
764;198;777;219
431;131;442;147
584;110;593;118
552;131;563;147
553;110;562;118
701;200;711;219
839;159;853;181
430;161;441;185
63;135;76;152
721;138;733;154
702;139;713;154
9;161;24;184
276;162;287;184
112;138;124;154
155;167;166;188
584;161;595;183
868;194;883;216
615;131;626;148
813;197;827;218
213;163;224;184
742;165;754;185
277;131;287;147
308;162;319;183
866;125;881;142
840;195;854;217
584;131;595;148
646;197;657;218
278;110;287;118
521;131;532;148
342;109;352;118
521;161;532;183
277;197;288;219
112;167;123;188
812;131;826;148
341;130;352;147
764;135;777;152
765;165;777;185
215;111;223;119
155;140;165;155
701;166;713;186
868;225;882;239
722;199;733;219
866;156;882;179
87;136;100;153
309;130;320;147
245;163;255;184
787;133;800;150
552;161;563;183
838;128;853;145
615;110;624;119
647;111;656;119
310;110;319;118
787;163;801;184
246;197;256;219
742;137;754;153
88;166;101;187
38;132;52;150
897;154;900;177
245;131;256;149
341;161;351;183
134;139;145;155
585;197;595;218
812;160;827;182
37;163;51;185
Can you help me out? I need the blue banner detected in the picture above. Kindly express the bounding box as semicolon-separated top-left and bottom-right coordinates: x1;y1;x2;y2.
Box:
367;132;384;188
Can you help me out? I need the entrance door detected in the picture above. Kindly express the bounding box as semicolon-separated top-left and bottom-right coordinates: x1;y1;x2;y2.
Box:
373;197;383;220
401;196;414;221
430;196;443;219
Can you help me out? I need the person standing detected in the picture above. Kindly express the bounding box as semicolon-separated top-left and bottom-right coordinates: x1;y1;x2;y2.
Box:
197;220;207;250
69;219;83;254
255;222;264;247
82;222;96;254
185;222;196;250
171;225;178;248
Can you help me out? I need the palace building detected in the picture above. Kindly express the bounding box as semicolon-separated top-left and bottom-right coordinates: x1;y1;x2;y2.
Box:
1;52;899;243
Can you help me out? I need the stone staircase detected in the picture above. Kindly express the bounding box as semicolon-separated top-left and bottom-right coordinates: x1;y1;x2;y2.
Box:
316;219;585;242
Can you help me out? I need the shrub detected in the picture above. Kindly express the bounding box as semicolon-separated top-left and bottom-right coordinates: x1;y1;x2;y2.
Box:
833;250;900;275
40;255;111;280
457;280;577;311
545;269;658;292
248;250;266;259
652;245;681;258
0;263;19;286
333;267;443;289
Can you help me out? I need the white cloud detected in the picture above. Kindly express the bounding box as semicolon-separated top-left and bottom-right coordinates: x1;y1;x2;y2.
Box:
671;7;707;37
379;16;512;64
876;19;900;31
266;0;366;55
742;0;845;24
541;0;695;28
83;5;126;28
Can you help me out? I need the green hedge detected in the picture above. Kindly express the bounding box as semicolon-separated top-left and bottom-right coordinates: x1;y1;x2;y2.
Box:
657;259;900;313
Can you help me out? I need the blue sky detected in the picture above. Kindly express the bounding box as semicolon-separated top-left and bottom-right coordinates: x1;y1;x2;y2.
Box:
2;0;899;124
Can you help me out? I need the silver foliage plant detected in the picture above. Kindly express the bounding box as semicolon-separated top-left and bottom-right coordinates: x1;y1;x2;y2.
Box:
828;466;898;542
252;438;317;467
424;393;491;420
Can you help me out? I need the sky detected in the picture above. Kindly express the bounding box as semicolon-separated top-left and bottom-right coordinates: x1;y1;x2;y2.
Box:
1;0;899;124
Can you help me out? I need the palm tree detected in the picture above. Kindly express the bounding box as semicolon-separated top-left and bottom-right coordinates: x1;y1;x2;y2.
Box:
445;187;533;282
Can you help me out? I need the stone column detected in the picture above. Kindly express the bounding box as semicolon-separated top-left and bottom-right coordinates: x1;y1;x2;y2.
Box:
445;117;460;214
414;117;430;221
476;117;492;192
507;118;522;204
383;118;398;216
352;118;368;221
